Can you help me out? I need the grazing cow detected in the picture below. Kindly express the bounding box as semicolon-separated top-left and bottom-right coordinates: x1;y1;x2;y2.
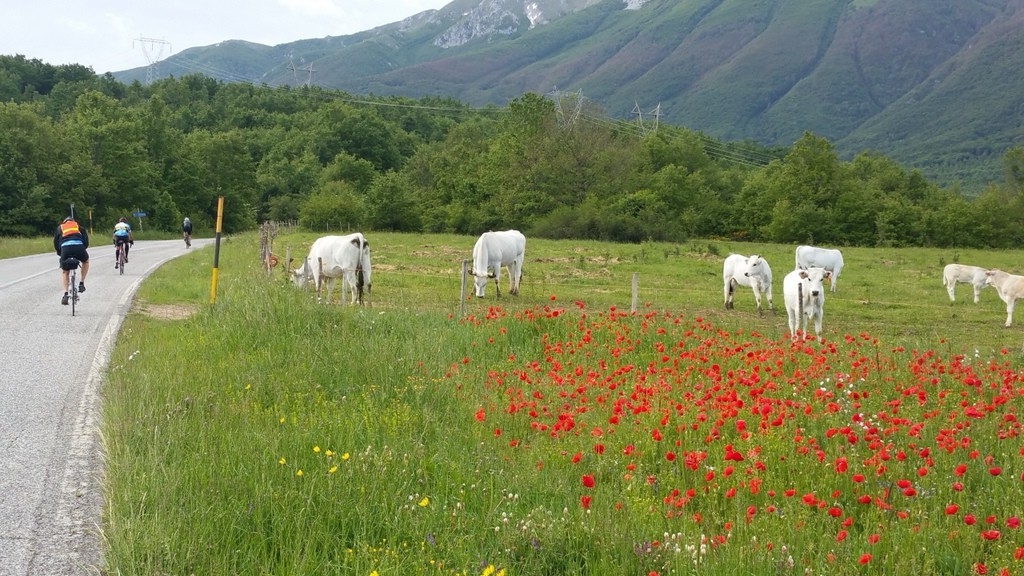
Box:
471;230;526;298
291;233;372;305
984;269;1024;327
942;263;988;303
795;245;844;292
783;267;832;341
722;253;774;316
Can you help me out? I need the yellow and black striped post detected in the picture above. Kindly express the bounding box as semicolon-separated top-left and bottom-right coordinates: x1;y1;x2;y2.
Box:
209;196;225;304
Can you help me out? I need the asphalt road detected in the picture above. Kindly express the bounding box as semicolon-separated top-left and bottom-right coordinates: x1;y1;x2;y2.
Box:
0;238;211;576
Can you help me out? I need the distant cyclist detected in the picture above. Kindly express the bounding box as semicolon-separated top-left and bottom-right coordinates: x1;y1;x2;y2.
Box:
53;216;90;305
182;216;193;247
113;217;134;266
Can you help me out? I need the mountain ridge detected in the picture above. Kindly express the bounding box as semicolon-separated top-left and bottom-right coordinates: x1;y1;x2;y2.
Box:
112;0;1024;190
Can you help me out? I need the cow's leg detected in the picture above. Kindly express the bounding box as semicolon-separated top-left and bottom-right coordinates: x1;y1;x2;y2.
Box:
973;284;981;304
508;264;518;296
813;309;823;341
796;283;805;340
752;285;763;317
1006;299;1016;327
724;279;734;310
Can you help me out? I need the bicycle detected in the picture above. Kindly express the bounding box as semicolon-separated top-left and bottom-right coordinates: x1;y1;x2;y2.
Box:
66;257;81;316
116;241;127;275
184;231;191;248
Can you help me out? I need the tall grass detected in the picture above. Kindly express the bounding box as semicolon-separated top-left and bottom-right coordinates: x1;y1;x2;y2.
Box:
102;233;1024;575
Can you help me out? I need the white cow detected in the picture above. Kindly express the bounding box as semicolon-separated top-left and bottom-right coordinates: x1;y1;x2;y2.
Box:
291;233;372;305
471;230;526;298
722;253;773;316
942;263;989;303
984;269;1024;327
783;267;832;341
795;245;844;292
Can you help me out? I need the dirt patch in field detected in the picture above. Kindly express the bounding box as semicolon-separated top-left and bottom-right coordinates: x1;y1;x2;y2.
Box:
140;303;199;320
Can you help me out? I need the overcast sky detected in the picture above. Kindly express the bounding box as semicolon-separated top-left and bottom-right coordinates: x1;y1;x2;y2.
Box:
1;0;452;74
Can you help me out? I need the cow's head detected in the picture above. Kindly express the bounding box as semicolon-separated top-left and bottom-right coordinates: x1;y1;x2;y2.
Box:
290;263;309;286
984;269;1002;287
799;268;830;298
473;272;491;298
744;254;764;277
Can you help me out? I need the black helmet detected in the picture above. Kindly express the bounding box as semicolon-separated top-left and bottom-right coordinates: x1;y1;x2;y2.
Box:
119;217;127;223
63;216;74;223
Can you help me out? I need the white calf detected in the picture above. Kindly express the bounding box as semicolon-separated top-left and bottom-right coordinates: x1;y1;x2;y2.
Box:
984;269;1024;327
723;253;773;316
783;267;831;341
795;245;844;292
942;264;988;303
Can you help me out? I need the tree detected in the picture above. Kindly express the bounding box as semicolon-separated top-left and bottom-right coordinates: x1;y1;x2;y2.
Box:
366;171;421;232
298;182;365;232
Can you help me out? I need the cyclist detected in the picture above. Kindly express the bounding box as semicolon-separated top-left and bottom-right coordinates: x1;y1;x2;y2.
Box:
182;216;193;246
53;216;90;305
113;217;134;266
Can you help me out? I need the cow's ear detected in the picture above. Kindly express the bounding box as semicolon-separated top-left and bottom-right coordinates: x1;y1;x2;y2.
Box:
824;271;832;278
799;270;809;279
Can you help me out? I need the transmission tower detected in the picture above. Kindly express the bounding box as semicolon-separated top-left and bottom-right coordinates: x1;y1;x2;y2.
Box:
632;102;661;137
134;36;172;84
548;87;583;129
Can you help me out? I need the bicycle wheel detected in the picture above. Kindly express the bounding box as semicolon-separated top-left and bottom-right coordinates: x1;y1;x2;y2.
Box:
70;268;77;316
118;245;125;275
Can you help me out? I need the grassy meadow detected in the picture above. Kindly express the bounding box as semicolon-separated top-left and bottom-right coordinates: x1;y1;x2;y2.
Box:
100;231;1024;575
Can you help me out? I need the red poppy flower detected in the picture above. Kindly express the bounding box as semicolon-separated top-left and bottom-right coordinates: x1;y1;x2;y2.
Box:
981;530;1000;540
581;474;595;488
580;495;591;509
859;553;871;564
965;514;977;525
945;504;959;515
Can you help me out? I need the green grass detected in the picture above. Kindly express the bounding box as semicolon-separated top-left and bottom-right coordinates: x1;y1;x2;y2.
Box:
0;231;201;260
101;232;1024;575
0;236;53;258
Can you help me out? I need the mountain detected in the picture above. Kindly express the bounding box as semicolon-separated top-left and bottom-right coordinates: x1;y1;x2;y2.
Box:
113;0;1024;191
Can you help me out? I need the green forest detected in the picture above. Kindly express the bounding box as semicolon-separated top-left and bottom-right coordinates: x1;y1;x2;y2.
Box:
3;54;1024;248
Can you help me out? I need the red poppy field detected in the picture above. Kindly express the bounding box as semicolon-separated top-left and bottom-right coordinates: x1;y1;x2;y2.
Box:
453;301;1024;575
103;235;1024;576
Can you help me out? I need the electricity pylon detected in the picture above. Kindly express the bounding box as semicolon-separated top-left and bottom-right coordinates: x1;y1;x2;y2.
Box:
134;36;172;84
